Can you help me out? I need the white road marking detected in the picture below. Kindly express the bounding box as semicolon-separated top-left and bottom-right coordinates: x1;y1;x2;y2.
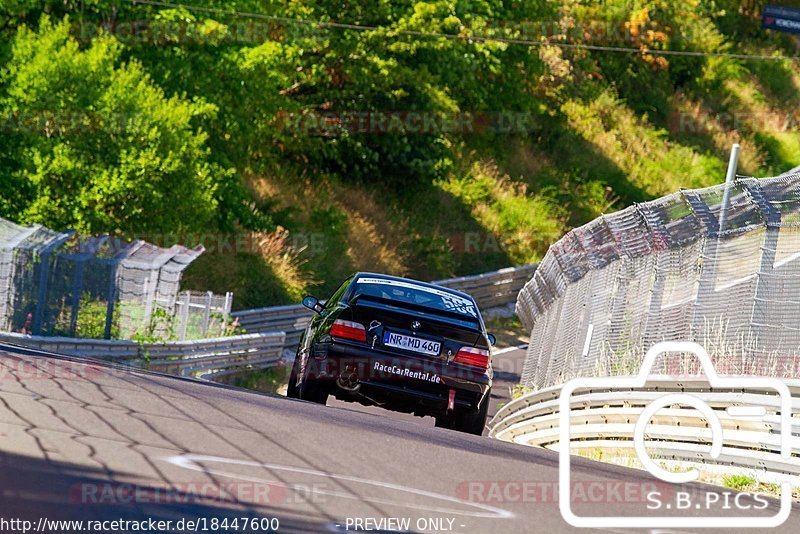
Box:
165;453;514;519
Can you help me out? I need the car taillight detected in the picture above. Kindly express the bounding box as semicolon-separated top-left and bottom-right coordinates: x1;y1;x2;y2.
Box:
330;319;366;343
454;346;490;370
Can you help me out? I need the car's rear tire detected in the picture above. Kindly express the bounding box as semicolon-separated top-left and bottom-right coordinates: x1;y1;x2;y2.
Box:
286;354;301;398
455;399;489;435
299;376;329;405
434;415;455;429
437;395;490;435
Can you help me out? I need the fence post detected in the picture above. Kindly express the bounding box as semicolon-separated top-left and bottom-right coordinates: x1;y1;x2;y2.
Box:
142;276;153;333
718;143;740;235
31;250;51;336
0;224;38;331
103;263;118;340
742;180;782;355
68;260;85;337
32;231;73;335
178;290;190;341
202;291;212;337
223;292;232;326
691;145;739;332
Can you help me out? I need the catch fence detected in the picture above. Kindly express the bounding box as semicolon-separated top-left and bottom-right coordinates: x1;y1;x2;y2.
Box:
516;170;800;390
0;217;230;340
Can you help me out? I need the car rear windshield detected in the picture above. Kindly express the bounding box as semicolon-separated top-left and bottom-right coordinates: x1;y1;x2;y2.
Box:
352;277;478;318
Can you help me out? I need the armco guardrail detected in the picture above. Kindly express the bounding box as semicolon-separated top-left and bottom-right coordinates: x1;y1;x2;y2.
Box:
432;264;538;309
0;331;285;382
490;378;800;478
231;303;313;347
232;264;538;347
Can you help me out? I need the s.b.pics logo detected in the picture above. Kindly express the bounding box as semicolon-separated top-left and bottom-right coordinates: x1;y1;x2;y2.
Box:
558;342;793;529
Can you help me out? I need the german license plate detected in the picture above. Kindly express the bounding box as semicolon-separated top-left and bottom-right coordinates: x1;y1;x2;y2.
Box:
382;331;441;356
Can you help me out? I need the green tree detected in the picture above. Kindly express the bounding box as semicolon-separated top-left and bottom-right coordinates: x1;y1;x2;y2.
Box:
0;15;240;234
129;2;555;186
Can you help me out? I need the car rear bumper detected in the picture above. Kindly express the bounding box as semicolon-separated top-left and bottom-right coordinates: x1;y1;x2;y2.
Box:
306;340;491;415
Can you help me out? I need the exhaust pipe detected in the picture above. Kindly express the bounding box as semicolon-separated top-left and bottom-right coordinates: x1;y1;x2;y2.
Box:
337;369;360;392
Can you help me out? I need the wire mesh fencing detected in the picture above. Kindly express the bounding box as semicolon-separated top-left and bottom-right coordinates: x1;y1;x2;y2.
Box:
0;216;231;340
170;290;234;341
517;170;800;391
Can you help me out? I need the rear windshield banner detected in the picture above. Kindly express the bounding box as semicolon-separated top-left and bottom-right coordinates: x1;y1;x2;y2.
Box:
356;278;478;317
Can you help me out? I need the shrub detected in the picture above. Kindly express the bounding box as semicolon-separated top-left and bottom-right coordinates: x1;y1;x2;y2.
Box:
0;16;239;235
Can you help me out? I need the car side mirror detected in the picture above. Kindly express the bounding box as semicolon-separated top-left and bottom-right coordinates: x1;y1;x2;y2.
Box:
302;295;324;314
487;333;496;346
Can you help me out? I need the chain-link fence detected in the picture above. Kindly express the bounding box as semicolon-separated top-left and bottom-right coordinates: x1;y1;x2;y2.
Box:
0;216;231;340
517;169;800;390
170;290;234;341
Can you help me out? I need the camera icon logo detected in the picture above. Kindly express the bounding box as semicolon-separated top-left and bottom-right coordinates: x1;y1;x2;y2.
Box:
558;341;793;529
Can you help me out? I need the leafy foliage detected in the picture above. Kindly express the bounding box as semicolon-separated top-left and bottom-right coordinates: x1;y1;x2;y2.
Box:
0;1;799;305
0;15;253;234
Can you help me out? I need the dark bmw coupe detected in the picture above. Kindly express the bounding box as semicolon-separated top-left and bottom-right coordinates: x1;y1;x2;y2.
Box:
287;273;495;434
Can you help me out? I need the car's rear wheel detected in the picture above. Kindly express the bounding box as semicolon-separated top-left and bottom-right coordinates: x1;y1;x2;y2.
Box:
286;354;301;398
434;415;454;429
455;398;489;435
436;395;489;435
299;376;329;405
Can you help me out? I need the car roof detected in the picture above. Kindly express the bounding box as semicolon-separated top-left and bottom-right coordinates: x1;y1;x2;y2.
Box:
351;272;476;302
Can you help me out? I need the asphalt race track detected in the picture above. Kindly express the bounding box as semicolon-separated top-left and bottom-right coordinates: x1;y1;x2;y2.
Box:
1;343;798;533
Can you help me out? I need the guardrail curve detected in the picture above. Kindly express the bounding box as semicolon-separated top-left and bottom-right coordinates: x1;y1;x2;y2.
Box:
490;378;800;480
0;330;285;383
